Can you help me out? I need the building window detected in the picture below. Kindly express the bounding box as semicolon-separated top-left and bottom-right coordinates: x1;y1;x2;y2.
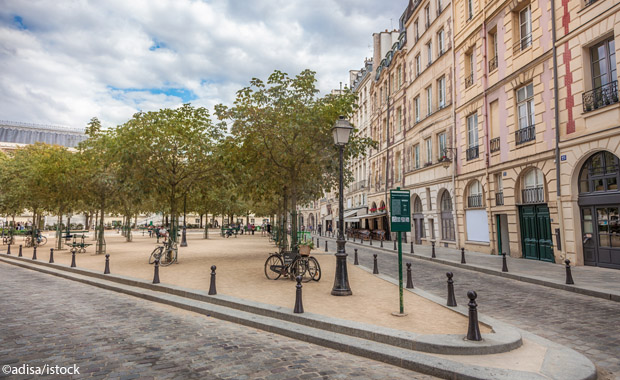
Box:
415;54;421;77
488;30;498;71
516;83;535;145
414;144;420;169
414;96;420;122
395;151;402;181
426;86;433;116
427;42;433;66
518;5;532;51
496;174;504;205
397;107;403;132
522;168;545;203
438;132;447;159
438;76;446;108
466;113;479;160
468;0;474;20
425;5;431;28
397;65;403;89
440;192;455;241
468;180;483;207
437;0;443;14
438;29;445;55
425;138;433;165
583;37;618;112
414;20;419;41
465;51;474;88
579;151;620;193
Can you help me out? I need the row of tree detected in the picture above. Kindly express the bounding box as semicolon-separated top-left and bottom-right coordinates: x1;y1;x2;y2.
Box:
0;70;374;255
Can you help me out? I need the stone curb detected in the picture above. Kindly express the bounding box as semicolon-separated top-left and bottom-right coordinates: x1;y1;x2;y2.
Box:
0;254;597;380
325;236;620;302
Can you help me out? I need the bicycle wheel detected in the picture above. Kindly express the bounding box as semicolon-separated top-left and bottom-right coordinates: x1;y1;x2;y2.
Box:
160;244;177;266
264;254;284;280
39;236;47;246
290;257;307;280
308;256;321;282
149;247;162;265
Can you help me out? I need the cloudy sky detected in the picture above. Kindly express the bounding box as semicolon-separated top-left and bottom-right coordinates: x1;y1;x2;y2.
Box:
0;0;405;129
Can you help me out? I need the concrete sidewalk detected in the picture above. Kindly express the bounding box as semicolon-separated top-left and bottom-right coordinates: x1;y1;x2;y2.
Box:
314;232;620;302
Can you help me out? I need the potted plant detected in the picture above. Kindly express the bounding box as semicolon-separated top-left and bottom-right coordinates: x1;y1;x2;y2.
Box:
378;205;386;211
298;240;314;256
370;207;377;213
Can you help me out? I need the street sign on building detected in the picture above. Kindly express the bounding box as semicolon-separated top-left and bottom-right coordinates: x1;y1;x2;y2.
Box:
390;189;411;232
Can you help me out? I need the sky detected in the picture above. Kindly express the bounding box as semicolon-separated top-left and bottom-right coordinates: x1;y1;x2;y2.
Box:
0;0;406;129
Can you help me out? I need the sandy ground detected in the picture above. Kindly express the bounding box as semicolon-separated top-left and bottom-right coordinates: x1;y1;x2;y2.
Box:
12;230;490;335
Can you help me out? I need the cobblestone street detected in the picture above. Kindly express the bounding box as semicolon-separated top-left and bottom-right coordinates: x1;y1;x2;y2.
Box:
325;238;620;379
0;263;437;380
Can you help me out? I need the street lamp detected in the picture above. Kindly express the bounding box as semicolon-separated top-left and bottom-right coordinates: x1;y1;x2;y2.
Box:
440;147;457;169
331;116;353;296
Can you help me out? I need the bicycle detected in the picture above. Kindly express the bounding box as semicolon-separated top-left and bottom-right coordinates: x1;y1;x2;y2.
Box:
24;232;47;248
264;250;321;282
149;238;178;266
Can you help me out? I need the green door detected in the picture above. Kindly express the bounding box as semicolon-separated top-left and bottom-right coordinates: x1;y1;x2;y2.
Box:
519;205;554;262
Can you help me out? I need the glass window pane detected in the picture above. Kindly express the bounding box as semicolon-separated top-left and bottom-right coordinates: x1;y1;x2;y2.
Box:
583;208;594;234
526;83;534;97
607;177;618;191
594;178;605;191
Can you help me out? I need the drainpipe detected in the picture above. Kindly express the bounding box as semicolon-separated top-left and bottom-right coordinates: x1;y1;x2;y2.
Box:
551;0;566;260
450;1;460;250
385;94;391;238
481;21;495;254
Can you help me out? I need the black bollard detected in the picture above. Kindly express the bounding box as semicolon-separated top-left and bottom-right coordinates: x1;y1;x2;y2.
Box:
406;262;414;289
360;237;364;245
7;244;10;255
502;252;508;272
431;241;436;258
294;275;304;313
317;238;320;248
354;248;359;265
369;237;371;245
466;290;482;341
70;250;76;267
153;259;160;284
32;246;37;261
373;253;379;274
403;234;407;244
49;248;54;264
380;238;383;248
411;241;414;254
461;248;466;264
18;245;22;257
393;239;397;250
208;265;217;295
324;240;328;252
565;259;575;285
446;272;457;306
104;254;110;274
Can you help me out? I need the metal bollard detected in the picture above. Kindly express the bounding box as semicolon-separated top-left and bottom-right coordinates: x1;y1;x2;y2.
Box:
411;241;414;254
104;254;110;274
49;248;54;264
565;259;575;285
403;234;407;244
32;246;37;261
461;248;466;264
380;238;383;248
317;238;320;249
466;290;482;341
446;272;457;306
393;239;397;250
373;253;379;274
502;252;508;272
6;244;10;255
294;275;304;313
406;262;414;289
354;248;359;265
325;240;328;252
208;265;217;295
153;259;160;284
18;245;22;257
431;241;436;258
70;250;76;267
368;237;371;245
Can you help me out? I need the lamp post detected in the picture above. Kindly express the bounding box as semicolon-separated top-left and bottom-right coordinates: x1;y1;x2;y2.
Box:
331;116;353;296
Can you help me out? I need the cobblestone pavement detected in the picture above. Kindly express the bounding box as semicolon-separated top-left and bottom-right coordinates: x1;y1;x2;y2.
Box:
318;237;620;379
0;263;437;380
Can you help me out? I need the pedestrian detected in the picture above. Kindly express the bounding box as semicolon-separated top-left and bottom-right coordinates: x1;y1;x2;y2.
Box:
266;222;271;234
251;224;255;235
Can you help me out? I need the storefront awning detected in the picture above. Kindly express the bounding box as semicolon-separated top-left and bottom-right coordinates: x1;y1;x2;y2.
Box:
344;209;358;218
357;211;387;219
344;217;360;223
323;215;333;221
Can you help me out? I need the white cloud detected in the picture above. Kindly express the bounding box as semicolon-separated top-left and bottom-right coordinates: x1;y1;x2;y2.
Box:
0;0;406;128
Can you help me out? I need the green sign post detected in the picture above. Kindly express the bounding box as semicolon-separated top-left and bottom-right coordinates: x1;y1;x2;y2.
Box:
390;187;411;315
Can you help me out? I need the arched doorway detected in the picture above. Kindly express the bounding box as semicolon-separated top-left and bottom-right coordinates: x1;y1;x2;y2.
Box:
380;200;390;239
518;168;554;262
309;213;315;229
440;191;455;241
578;151;620;269
412;195;424;244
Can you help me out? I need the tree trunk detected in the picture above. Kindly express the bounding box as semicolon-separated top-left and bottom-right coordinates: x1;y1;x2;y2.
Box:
56;214;63;250
199;214;203;229
126;214;132;242
96;197;106;255
290;191;298;253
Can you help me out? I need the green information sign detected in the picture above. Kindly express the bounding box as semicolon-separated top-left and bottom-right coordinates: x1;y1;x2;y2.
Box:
390;189;411;232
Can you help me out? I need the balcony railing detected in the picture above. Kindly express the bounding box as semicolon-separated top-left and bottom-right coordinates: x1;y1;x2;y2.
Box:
515;125;536;145
468;194;482;208
465;74;474;88
496;192;504;206
583;80;619;112
522;187;544;204
490;137;500;153
348;180;369;192
584;0;598;6
513;34;532;54
466;145;479;161
488;55;498;72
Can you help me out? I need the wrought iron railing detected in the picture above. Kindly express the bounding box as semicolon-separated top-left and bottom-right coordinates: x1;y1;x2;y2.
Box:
522;187;544;204
465;74;474;88
496;192;504;206
466;145;479;160
584;0;598;6
582;81;619;112
513;34;532;54
515;125;536;145
490;137;500;153
468;194;482;208
488;55;498;72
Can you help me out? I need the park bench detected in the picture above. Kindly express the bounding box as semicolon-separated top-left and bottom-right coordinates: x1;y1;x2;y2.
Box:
63;231;92;253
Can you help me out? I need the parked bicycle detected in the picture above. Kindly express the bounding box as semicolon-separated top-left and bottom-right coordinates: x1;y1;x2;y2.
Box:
264;250;321;282
149;238;178;266
25;230;47;248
